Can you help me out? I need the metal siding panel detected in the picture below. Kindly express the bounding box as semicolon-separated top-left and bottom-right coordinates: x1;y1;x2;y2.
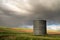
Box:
33;20;46;35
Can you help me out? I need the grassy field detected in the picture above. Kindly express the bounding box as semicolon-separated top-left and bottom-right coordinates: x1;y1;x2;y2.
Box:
0;27;60;40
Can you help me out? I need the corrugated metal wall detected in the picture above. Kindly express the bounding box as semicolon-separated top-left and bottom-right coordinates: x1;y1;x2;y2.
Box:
33;20;46;35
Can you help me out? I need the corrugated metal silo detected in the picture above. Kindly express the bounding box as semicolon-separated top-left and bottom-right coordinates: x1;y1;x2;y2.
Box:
33;20;46;35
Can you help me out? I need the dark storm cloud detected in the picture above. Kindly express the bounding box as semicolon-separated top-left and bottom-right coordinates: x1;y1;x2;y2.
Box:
0;0;60;28
27;0;60;25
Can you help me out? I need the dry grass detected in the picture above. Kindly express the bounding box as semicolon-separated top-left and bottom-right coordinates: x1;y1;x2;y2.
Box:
47;30;60;34
10;28;33;33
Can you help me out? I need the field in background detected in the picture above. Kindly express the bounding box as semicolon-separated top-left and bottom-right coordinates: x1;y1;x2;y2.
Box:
0;27;60;40
47;30;60;34
10;28;60;34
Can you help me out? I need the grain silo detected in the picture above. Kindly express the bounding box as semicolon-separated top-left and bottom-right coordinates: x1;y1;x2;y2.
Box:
33;20;46;35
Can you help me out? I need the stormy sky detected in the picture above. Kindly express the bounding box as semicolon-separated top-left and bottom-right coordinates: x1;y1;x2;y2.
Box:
0;0;60;29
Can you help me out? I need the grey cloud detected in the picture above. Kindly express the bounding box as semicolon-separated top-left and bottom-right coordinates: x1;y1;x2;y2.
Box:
0;0;60;28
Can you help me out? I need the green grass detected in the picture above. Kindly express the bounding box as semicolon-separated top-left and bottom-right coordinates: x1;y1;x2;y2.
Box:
0;27;60;40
